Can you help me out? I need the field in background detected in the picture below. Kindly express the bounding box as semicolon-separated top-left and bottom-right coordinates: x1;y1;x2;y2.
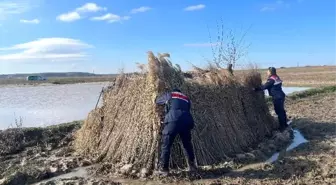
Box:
238;65;336;87
1;65;335;87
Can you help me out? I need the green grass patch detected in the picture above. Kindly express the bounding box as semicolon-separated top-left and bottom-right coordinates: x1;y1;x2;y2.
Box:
288;85;336;100
266;85;336;103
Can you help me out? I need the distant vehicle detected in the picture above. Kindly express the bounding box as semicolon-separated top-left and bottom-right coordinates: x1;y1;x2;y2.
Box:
26;75;47;81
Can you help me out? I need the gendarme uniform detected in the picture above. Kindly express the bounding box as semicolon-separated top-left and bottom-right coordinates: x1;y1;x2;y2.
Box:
155;89;196;173
255;74;288;131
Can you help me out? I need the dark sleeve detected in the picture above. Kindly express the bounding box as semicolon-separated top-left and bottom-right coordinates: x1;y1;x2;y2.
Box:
155;92;171;105
255;79;275;91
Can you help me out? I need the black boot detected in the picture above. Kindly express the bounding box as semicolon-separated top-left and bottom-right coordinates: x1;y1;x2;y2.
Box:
188;160;197;172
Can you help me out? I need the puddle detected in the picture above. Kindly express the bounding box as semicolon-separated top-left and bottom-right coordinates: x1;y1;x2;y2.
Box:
34;166;170;185
33;166;91;185
34;126;308;184
266;128;308;163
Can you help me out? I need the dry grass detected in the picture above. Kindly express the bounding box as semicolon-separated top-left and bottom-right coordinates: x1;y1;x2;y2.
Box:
209;92;336;185
2;66;333;87
74;51;277;177
238;66;336;87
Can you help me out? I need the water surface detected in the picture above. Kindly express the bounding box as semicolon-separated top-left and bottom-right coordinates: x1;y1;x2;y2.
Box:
264;87;310;96
0;82;108;129
0;84;310;129
266;128;308;163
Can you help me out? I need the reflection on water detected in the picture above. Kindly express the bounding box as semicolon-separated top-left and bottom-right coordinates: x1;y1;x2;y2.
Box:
266;129;308;163
0;83;108;129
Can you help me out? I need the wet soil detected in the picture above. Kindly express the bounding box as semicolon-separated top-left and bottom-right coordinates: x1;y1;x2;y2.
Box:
206;92;336;185
0;92;334;185
0;119;293;185
0;122;90;185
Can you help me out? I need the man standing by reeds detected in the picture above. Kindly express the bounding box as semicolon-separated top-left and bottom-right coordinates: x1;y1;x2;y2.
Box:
155;88;197;176
254;67;288;132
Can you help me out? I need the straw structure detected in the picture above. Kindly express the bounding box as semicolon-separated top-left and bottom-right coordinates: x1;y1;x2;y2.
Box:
75;51;277;175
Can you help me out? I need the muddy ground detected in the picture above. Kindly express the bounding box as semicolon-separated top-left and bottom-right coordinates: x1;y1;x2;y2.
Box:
0;121;293;185
211;92;336;185
0;92;335;185
0;122;87;185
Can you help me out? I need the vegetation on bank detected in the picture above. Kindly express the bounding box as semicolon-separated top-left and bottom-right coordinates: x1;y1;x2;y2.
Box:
0;121;82;156
266;85;336;103
288;85;336;100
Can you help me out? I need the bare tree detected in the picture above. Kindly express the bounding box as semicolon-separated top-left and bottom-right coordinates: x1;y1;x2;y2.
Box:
208;19;251;74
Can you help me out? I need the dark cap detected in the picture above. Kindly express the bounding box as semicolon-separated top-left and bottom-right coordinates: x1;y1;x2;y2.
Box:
172;88;181;92
268;67;277;75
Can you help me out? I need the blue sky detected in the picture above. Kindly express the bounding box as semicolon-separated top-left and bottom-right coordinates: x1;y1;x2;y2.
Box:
0;0;335;74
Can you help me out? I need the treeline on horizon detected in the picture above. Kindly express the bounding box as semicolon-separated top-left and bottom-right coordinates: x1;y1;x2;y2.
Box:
1;65;334;79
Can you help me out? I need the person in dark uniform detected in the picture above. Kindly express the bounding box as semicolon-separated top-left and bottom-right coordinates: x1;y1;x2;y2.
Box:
254;67;288;131
155;88;197;176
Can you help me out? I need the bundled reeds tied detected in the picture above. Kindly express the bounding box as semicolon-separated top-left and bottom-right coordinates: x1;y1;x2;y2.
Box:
75;51;277;175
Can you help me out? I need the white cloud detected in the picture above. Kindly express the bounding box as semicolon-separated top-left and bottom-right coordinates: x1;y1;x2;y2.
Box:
20;19;40;24
91;13;130;23
183;42;218;47
184;4;205;11
57;12;81;22
0;0;39;19
0;38;93;61
123;16;131;21
260;0;290;12
76;3;106;13
130;6;151;14
56;3;106;22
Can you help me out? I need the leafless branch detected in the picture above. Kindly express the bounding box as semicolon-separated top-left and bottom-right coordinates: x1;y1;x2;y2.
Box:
208;20;252;73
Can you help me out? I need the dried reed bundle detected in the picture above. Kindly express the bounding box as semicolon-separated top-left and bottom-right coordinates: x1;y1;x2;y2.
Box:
75;51;277;176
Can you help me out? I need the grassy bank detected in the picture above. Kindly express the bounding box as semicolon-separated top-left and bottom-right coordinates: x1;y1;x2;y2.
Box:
0;121;82;156
266;85;336;103
287;85;336;100
0;121;84;185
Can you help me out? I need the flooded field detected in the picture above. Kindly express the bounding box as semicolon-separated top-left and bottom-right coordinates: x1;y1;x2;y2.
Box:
0;82;109;129
0;83;309;129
